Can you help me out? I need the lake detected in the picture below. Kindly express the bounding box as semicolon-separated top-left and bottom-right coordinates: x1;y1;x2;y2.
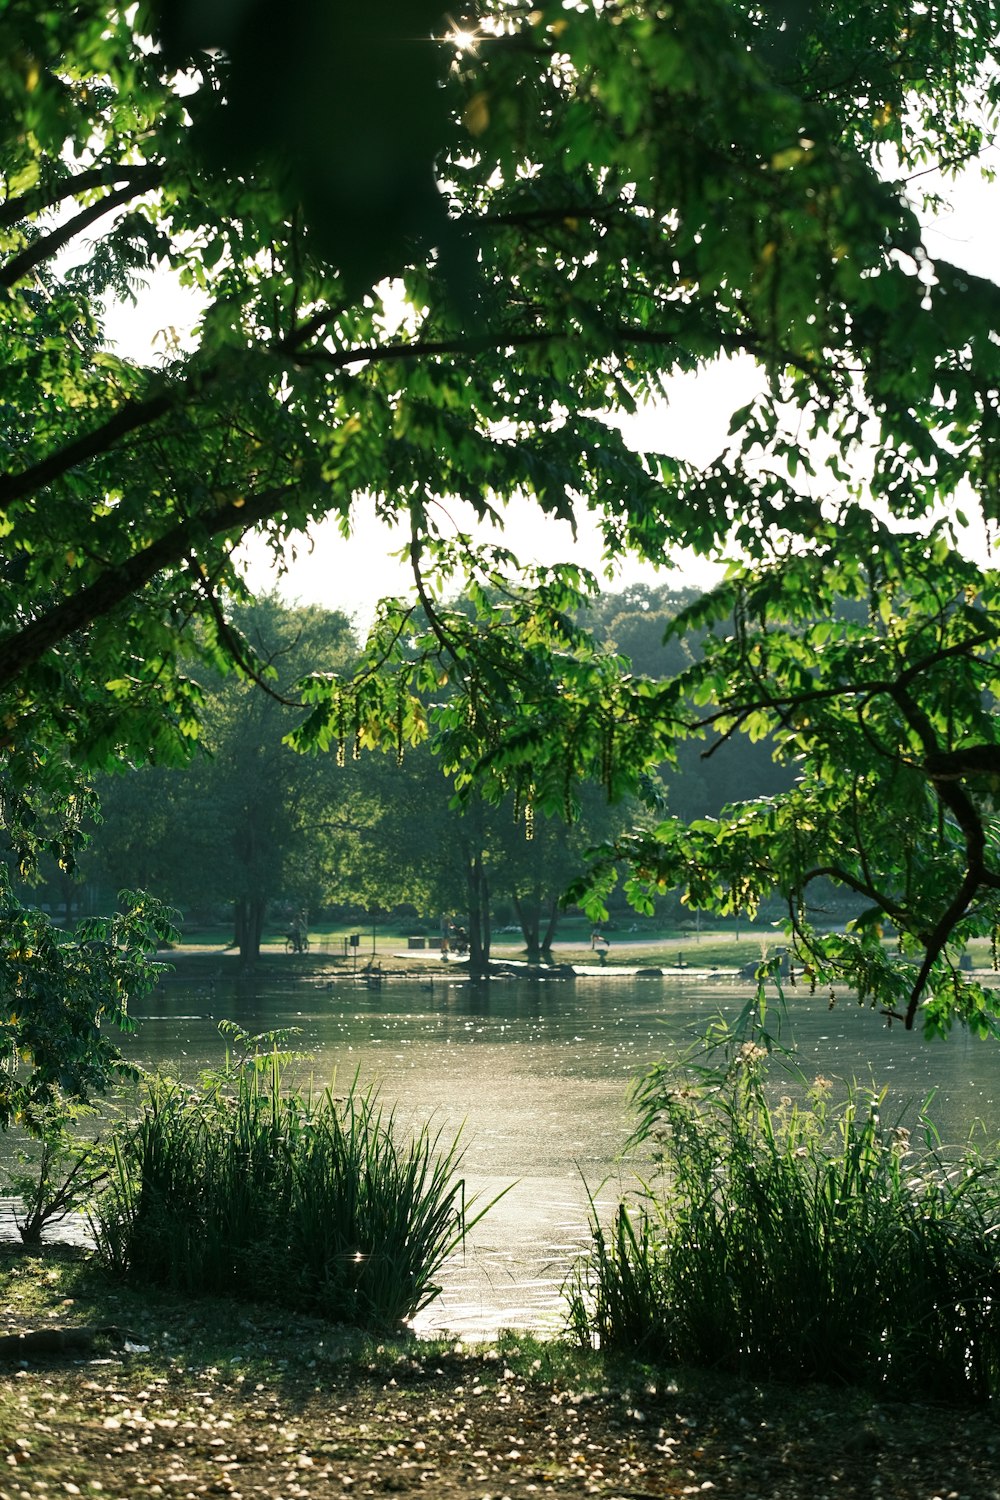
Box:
116;961;1000;1341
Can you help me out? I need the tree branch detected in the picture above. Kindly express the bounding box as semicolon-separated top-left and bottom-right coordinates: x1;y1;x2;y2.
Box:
408;510;469;674
192;564;303;708
0;485;305;694
0;296;849;519
889;680;1000;1024
904;865;982;1028
0;182;159;290
0;163;163;231
689;631;998;737
290;321;822;390
0;386;180;508
925;745;1000;779
798;863;912;929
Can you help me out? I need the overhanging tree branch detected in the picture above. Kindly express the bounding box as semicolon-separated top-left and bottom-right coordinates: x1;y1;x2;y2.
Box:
0;162;164;231
192;563;304;708
0;485;307;693
798;865;912;927
0;386;182;507
887;680;1000;1023
0;181;162;289
689;631;998;738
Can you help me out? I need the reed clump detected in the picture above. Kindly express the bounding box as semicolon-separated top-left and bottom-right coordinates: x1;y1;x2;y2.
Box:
567;1034;1000;1402
92;1034;479;1330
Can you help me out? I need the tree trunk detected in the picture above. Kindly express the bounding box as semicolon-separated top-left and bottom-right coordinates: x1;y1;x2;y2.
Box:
466;850;492;979
514;891;560;960
540;896;560;954
233;895;266;969
514;893;542;961
56;869;79;924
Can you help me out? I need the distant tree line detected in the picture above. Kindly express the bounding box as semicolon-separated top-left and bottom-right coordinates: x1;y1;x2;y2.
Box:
11;583;795;971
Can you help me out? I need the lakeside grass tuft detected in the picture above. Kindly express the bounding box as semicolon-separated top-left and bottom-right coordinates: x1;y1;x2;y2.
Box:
90;1043;489;1330
567;1039;1000;1402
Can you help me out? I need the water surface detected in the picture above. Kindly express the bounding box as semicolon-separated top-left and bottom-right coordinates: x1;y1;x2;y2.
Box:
120;965;1000;1339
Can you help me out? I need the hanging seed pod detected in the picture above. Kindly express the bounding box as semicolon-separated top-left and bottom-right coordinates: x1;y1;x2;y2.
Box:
601;724;614;794
734;587;747;651
524;800;535;843
993;923;999;972
335;693;347;766
395;691;405;768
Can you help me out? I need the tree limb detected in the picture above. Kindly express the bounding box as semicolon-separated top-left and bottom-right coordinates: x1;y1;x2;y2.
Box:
889;680;1000;1023
0;182;160;289
0;162;164;231
0;485;306;694
0;386;180;508
192;564;304;708
798;863;913;931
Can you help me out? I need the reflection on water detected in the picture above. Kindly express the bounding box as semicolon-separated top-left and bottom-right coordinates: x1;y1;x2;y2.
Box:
12;968;1000;1340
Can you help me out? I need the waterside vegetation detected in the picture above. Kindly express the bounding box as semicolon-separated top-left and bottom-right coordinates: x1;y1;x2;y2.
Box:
89;1026;489;1331
7;1019;1000;1411
570;1033;1000;1403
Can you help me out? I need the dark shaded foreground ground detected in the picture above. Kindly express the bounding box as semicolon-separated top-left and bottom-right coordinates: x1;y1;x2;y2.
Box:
1;1245;998;1500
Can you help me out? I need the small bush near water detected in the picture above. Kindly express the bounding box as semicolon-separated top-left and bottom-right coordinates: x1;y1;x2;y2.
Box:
92;1031;484;1329
567;1032;1000;1402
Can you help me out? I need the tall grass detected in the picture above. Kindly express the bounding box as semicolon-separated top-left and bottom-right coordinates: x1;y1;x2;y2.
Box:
92;1042;487;1329
567;1036;1000;1402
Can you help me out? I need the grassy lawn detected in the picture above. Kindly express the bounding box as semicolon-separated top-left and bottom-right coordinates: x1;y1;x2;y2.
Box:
168;917;789;966
164;919;1000;990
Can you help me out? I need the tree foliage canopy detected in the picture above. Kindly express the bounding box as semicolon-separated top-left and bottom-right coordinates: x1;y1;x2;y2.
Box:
89;594;357;965
0;876;175;1130
2;0;1000;1031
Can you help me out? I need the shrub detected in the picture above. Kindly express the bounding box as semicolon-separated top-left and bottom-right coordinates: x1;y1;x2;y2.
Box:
567;1034;1000;1402
92;1031;487;1329
4;1097;109;1245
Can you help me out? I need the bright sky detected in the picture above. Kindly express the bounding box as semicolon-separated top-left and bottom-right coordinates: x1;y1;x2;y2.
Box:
102;156;1000;635
236;354;763;632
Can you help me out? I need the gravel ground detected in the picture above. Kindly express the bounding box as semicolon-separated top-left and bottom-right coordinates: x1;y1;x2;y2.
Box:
2;1247;999;1500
